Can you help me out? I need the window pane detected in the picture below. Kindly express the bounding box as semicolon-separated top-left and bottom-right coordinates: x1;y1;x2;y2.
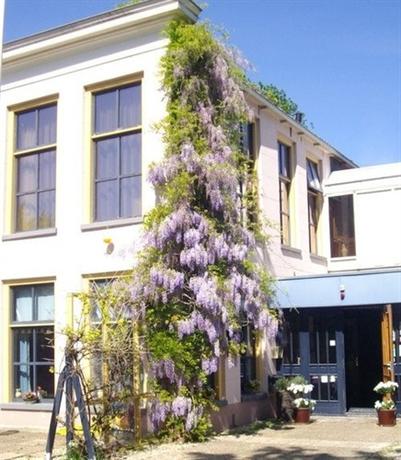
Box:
121;176;141;218
310;375;319;400
37;327;54;361
38;190;55;229
119;84;141;128
36;285;54;321
318;330;327;364
17;155;37;193
38;105;57;146
329;195;356;257
96;180;118;221
329;375;338;400
95;90;118;133
96;138;118;180
37;365;54;398
14;287;33;322
328;330;337;363
121;133;141;176
13;328;33;362
320;376;329;400
17;110;36;150
39;150;56;189
14;364;33;394
279;143;290;177
17;194;37;231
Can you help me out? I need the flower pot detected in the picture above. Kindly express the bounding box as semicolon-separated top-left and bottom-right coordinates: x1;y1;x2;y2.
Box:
294;407;311;423
377;409;396;426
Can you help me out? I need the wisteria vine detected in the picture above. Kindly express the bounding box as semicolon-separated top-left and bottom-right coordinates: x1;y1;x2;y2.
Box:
129;21;278;440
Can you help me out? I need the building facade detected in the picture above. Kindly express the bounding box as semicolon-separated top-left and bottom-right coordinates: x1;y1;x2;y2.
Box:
1;0;398;429
277;163;401;414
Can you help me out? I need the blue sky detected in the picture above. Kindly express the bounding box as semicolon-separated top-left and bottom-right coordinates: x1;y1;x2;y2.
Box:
3;0;401;166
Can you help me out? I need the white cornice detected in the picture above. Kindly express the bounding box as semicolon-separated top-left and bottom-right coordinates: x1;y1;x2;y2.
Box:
3;0;201;67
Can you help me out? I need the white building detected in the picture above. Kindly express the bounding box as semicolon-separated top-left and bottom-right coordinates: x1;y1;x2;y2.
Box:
1;0;398;428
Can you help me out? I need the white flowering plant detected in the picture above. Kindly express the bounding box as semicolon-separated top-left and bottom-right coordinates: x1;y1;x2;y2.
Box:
287;383;314;396
293;398;316;410
373;381;399;395
374;399;395;411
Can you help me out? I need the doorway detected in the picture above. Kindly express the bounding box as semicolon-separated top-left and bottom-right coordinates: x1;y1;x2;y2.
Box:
344;308;382;409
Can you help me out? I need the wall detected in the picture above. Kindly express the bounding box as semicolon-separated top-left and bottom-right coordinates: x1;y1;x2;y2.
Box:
0;18;167;427
325;163;401;272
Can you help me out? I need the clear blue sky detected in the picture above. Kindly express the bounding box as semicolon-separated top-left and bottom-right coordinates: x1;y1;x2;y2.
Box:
3;0;401;166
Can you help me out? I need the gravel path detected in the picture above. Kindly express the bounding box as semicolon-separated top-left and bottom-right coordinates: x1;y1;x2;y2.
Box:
2;416;401;459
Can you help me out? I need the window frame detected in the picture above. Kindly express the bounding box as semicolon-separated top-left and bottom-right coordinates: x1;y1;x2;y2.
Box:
10;99;58;234
90;80;142;223
328;194;356;258
10;283;55;401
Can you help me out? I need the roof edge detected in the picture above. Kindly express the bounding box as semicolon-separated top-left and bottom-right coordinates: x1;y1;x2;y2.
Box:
3;0;201;52
246;86;358;168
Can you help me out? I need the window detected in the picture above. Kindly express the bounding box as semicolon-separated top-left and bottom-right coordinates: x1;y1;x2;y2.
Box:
11;284;55;399
306;160;322;254
329;195;356;257
310;375;338;401
240;323;257;394
283;311;300;365
15;104;57;232
239;123;258;226
92;83;142;222
330;157;350;172
309;316;337;365
278;142;291;245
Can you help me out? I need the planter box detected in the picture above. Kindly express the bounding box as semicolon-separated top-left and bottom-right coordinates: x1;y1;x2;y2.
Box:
294;408;311;424
377;409;396;426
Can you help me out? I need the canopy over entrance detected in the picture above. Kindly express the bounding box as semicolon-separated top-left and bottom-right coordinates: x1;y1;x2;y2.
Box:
276;268;401;309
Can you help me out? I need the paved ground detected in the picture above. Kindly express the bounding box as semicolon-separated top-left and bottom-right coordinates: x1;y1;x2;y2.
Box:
0;429;63;460
2;416;401;459
125;417;401;459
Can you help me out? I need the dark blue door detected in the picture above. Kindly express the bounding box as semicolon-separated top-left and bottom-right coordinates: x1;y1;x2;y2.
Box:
280;308;346;414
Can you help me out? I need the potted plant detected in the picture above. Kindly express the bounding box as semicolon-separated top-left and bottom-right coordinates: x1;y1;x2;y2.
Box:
287;380;315;423
373;380;398;426
22;391;40;404
293;397;316;423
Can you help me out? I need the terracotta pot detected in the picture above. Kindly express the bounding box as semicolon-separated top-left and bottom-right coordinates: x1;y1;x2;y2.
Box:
294;407;311;423
377;409;396;426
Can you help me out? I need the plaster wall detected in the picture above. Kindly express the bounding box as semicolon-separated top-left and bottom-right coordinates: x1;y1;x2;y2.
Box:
325;164;401;272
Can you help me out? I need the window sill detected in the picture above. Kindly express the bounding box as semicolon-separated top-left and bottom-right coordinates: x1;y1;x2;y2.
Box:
2;228;57;241
241;392;268;403
0;402;53;412
330;256;357;262
214;399;228;407
81;217;142;232
281;245;302;258
310;253;327;264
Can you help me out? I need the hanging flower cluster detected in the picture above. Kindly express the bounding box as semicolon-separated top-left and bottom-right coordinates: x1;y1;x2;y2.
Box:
129;21;277;440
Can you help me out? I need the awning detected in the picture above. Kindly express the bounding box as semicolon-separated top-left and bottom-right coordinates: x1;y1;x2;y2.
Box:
275;269;401;309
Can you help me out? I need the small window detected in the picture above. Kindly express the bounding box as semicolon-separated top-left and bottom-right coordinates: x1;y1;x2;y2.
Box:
92;83;142;222
15;104;57;232
278;142;291;245
240;323;257;394
309;316;337;365
11;284;55;400
306;160;322;254
310;375;338;401
306;159;322;192
329;195;356;257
